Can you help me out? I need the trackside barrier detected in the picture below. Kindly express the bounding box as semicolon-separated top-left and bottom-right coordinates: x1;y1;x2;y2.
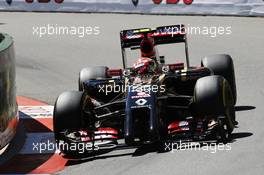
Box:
0;0;264;16
0;33;18;151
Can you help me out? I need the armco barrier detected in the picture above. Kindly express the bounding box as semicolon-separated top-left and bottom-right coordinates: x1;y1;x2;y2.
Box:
0;0;264;16
0;33;18;151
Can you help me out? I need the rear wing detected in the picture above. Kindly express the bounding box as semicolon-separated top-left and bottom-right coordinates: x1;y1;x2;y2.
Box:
120;24;190;68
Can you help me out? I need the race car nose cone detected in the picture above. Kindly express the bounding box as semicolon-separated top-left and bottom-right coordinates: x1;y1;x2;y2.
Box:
132;0;139;6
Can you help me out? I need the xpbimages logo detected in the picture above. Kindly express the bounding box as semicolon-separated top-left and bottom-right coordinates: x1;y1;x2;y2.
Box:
132;0;194;6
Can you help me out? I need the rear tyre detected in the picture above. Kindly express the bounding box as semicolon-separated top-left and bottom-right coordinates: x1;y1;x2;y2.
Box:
202;54;237;104
79;66;108;91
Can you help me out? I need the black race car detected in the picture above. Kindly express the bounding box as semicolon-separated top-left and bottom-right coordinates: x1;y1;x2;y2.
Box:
53;25;237;155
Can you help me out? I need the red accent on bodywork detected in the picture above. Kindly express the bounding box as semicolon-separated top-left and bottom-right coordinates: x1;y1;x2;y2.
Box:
98;127;118;135
107;69;123;77
168;62;184;71
168;120;180;130
168;120;189;134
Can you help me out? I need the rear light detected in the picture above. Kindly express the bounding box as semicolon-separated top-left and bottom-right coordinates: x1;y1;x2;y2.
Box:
107;69;123;77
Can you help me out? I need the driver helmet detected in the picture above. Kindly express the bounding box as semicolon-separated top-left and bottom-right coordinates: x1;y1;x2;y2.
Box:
133;57;157;75
140;36;156;58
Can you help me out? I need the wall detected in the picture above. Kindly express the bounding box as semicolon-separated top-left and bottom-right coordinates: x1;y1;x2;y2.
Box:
0;33;18;150
0;0;264;16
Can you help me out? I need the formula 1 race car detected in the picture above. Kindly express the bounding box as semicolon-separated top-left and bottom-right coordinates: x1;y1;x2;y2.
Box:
53;24;237;155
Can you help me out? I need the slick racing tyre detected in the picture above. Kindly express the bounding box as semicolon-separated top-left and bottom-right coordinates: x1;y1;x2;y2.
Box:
53;90;84;141
79;66;108;91
193;75;235;133
201;54;237;104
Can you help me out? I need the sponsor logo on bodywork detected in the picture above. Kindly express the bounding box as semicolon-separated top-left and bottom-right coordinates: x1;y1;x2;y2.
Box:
135;98;147;106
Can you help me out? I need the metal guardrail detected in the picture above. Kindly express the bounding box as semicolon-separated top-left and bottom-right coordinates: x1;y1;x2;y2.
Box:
0;0;264;16
0;33;18;150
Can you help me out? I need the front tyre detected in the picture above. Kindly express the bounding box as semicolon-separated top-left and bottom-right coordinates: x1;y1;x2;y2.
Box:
193;75;235;134
53;91;84;141
202;54;237;104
